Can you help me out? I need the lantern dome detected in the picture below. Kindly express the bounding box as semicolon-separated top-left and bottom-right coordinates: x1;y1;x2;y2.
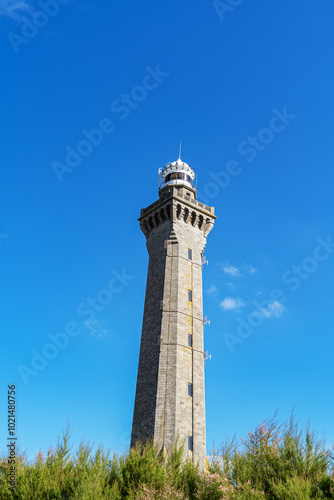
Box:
159;157;195;190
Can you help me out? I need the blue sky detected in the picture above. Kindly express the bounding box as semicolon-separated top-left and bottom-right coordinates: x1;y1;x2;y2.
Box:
0;0;333;460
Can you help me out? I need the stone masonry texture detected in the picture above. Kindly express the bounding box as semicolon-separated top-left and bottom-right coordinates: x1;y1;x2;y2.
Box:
131;183;215;469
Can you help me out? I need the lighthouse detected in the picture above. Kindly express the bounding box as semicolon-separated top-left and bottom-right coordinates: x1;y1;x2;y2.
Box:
131;155;216;468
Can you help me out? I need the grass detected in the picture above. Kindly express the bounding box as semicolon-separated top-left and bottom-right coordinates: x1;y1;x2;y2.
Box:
0;414;333;499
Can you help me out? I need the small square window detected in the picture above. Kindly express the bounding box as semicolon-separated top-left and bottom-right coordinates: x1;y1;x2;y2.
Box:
188;436;193;451
188;334;193;347
188;290;192;302
188;383;193;397
188;248;192;260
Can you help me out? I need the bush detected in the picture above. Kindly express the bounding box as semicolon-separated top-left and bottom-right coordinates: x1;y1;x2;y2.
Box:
0;415;332;499
213;413;334;499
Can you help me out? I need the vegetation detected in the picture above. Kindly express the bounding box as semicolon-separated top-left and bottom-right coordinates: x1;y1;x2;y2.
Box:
1;414;333;499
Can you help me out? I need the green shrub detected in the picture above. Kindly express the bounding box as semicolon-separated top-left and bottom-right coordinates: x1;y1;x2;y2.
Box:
0;414;332;499
213;413;334;499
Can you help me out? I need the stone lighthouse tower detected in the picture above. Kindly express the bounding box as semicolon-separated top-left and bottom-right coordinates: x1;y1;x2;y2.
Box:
131;155;215;468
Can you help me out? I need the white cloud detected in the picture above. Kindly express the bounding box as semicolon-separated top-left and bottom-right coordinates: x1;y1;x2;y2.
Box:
0;0;32;19
219;264;241;277
218;262;257;277
220;297;246;311
245;264;257;274
83;318;109;338
207;284;218;296
259;301;285;318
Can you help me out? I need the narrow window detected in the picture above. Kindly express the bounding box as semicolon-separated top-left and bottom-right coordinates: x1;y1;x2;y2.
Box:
188;436;193;451
188;383;193;397
188;290;192;302
188;248;192;260
188;334;193;347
